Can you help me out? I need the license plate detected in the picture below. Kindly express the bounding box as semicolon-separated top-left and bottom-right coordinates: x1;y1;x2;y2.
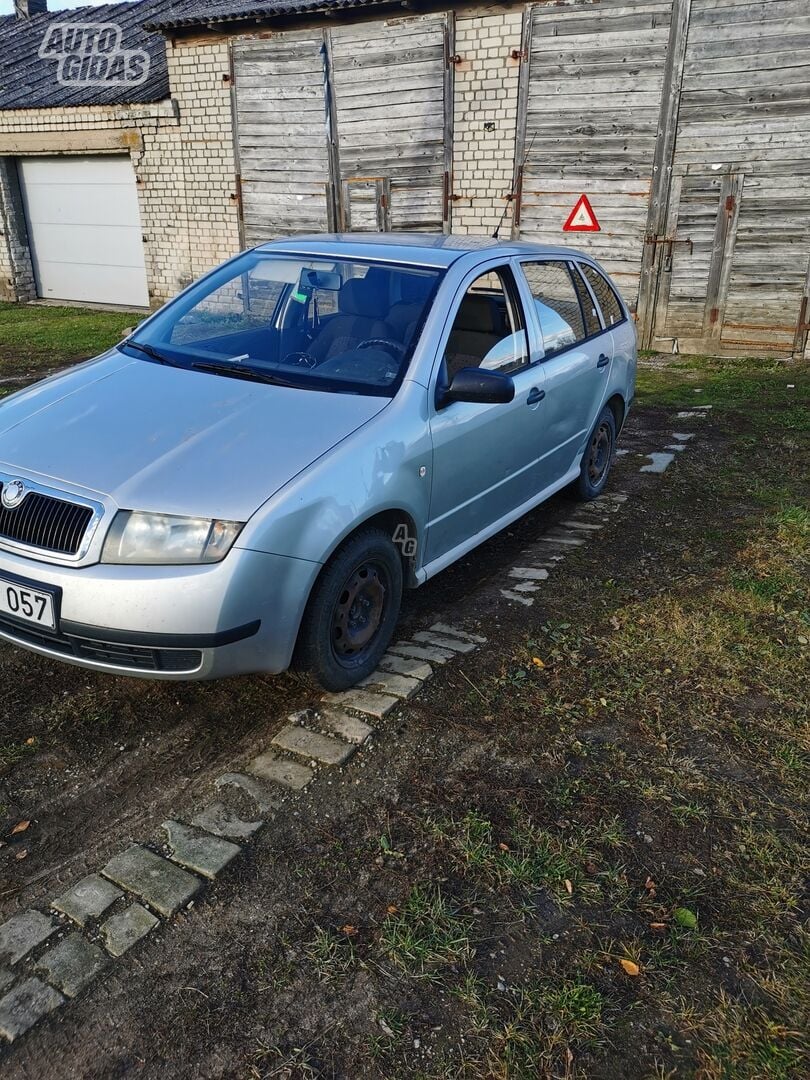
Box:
0;577;56;630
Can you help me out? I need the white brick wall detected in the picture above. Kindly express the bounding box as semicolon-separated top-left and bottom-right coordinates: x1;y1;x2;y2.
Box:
0;38;240;307
451;8;524;236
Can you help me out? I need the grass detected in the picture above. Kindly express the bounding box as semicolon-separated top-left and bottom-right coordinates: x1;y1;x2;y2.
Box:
0;300;143;379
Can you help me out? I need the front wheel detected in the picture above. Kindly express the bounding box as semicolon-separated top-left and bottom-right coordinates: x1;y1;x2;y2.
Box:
572;405;617;501
293;528;403;691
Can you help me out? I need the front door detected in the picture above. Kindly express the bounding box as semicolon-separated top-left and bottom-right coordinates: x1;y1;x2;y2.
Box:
425;265;547;568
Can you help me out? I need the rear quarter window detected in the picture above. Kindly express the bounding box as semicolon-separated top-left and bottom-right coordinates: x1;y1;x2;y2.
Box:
580;263;624;327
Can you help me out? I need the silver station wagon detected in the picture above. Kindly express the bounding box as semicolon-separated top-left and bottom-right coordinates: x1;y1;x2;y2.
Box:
0;235;635;689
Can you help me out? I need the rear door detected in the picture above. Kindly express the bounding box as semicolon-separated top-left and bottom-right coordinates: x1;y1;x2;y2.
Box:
515;259;612;484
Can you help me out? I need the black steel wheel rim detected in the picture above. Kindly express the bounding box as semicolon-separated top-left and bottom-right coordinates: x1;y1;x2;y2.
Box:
331;559;389;665
588;421;613;484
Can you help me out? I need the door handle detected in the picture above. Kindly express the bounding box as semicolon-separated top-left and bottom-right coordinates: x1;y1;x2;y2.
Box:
526;386;545;405
597;353;610;368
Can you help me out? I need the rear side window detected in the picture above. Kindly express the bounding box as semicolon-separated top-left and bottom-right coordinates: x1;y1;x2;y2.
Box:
580;263;624;326
521;260;586;357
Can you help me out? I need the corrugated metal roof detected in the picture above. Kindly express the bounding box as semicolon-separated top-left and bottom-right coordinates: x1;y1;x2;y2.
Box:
145;0;405;32
0;1;170;111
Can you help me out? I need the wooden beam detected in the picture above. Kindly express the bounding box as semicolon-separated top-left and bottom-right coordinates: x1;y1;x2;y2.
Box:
0;129;143;155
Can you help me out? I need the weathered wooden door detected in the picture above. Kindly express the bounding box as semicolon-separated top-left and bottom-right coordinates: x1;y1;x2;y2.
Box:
231;14;453;243
513;0;674;307
232;30;334;244
640;0;810;356
329;14;453;232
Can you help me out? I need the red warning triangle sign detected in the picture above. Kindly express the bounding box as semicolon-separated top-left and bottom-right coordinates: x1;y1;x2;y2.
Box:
563;193;600;232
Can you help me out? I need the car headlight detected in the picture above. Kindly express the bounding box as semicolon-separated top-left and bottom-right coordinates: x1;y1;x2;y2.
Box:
101;511;243;565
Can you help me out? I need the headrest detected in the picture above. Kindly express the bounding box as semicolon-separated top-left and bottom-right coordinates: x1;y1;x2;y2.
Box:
457;293;500;334
339;277;384;317
400;273;433;304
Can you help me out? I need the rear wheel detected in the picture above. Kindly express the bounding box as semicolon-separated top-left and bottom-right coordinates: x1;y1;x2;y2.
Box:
573;405;616;501
294;528;403;691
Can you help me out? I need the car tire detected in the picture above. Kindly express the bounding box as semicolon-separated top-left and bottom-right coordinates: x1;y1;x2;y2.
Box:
293;527;403;691
572;405;617;501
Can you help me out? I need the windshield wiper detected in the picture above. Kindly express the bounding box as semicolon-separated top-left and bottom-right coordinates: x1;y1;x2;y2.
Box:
190;360;297;387
122;339;184;368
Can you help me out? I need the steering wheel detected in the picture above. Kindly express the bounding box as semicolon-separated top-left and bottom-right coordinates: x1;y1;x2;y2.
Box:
281;351;319;368
357;338;406;360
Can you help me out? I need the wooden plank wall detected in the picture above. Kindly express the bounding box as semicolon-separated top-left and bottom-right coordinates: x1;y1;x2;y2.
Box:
232;31;333;244
515;0;674;304
329;16;450;232
662;0;810;353
232;15;451;242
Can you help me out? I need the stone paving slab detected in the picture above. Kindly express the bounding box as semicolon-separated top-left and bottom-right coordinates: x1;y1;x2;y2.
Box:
509;567;549;580
358;669;422;699
428;622;487;643
52;874;123;927
215;772;281;813
388;641;454;663
500;589;534;606
35;933;107;999
412;631;476;653
313;707;374;745
0;968;13;994
641;452;675;474
191;801;264;840
378;653;433;680
0;977;64;1042
0;911;57;967
539;534;585;546
322;689;399;719
161;821;241;880
101;845;202;918
513;582;541;593
561;519;603;531
247;752;314;791
271;724;354;766
100;904;158;958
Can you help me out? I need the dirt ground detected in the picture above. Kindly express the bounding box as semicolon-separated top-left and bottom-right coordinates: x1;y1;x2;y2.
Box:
0;332;807;1078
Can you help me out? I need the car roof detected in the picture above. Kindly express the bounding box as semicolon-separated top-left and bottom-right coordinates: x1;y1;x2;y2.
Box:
253;232;594;270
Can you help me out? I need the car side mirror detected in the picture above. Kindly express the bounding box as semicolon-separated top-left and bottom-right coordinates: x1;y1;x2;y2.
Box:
440;366;515;407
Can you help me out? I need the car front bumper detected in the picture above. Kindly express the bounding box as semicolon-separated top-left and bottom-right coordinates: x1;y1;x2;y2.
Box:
0;545;321;679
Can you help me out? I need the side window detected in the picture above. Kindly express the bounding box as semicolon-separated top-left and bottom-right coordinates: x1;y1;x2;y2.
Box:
571;264;602;336
521;261;586;357
580;263;624;326
445;268;529;380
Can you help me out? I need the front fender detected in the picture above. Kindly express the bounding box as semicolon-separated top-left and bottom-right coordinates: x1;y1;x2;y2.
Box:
235;379;433;572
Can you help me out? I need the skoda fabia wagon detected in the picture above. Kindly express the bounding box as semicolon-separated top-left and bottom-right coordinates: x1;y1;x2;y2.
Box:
0;234;635;689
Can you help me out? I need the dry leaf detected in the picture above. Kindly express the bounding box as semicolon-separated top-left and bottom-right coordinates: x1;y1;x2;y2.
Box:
644;877;656;890
531;657;545;668
15;849;28;861
341;925;358;936
10;820;30;835
609;616;621;630
649;922;667;931
498;842;510;852
564;879;573;895
386;905;399;915
25;737;36;746
619;958;640;976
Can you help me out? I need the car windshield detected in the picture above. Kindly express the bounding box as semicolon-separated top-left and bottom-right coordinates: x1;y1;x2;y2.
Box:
120;252;441;395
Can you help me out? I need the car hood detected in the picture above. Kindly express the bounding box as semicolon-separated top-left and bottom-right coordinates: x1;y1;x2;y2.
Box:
0;352;389;521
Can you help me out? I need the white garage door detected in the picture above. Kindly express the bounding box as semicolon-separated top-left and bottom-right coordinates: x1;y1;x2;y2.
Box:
18;155;149;307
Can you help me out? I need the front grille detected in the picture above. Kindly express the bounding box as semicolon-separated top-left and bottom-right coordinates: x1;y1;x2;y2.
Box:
0;484;94;556
0;615;202;673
